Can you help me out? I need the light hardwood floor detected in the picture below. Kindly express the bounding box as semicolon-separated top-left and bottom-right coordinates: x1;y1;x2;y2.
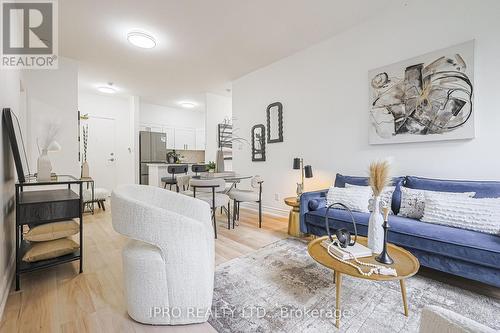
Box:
0;205;288;333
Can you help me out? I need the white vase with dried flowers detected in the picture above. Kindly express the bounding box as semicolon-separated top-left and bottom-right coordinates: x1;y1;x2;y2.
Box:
367;160;391;254
36;123;61;181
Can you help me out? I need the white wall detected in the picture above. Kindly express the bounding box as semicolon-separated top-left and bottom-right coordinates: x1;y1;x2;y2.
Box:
140;102;205;129
232;0;500;213
131;96;140;184
78;92;135;187
205;93;232;163
22;58;80;177
0;70;21;318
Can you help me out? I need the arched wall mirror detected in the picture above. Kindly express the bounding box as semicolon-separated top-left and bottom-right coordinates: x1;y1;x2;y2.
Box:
266;102;283;143
251;124;266;162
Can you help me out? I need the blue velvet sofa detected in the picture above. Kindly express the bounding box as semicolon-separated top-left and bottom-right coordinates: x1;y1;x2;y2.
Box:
300;174;500;287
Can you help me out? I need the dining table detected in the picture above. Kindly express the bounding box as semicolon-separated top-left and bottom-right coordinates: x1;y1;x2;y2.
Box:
197;172;252;193
196;172;252;225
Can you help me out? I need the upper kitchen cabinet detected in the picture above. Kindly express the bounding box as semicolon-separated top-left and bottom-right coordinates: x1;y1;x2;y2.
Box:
163;127;175;149
140;124;163;133
174;128;196;150
195;128;206;150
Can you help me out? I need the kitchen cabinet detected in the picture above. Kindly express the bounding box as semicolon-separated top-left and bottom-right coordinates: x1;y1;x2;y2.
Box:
174;128;196;150
163;127;175;149
195;128;205;150
140;124;163;133
140;123;205;151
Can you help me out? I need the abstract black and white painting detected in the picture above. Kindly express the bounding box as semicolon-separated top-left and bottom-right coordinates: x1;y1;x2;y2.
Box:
369;41;474;144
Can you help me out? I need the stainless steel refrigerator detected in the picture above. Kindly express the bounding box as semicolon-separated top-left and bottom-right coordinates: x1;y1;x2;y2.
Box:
139;131;167;184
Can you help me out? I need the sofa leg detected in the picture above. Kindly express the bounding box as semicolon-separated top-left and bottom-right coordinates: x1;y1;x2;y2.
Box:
101;201;106;211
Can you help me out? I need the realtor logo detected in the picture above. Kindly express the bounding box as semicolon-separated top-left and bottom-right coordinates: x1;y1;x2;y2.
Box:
1;0;58;69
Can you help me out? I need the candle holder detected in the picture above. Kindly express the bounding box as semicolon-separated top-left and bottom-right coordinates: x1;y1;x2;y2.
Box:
375;207;394;265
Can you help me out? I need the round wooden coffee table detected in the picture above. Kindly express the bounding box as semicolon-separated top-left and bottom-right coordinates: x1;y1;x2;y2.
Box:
308;236;420;328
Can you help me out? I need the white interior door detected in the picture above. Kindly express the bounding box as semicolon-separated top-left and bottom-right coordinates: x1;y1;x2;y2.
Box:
87;116;116;192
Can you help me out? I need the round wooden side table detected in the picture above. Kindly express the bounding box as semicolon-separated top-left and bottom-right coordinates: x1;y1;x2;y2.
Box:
308;236;420;328
284;196;303;237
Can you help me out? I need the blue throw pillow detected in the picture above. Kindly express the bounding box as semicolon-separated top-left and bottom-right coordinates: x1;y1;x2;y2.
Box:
308;199;320;211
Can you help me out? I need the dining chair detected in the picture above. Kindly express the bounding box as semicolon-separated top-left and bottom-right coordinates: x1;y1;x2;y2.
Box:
189;178;230;238
228;176;263;228
161;164;188;192
192;164;209;176
176;174;191;193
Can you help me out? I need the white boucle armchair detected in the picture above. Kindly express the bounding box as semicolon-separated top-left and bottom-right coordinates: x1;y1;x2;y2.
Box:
111;184;214;325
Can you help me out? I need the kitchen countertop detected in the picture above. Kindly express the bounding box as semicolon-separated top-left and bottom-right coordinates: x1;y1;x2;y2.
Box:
146;162;204;166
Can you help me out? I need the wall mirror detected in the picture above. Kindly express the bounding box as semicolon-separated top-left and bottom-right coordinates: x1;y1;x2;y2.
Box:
266;102;283;143
2;108;30;182
251;124;266;162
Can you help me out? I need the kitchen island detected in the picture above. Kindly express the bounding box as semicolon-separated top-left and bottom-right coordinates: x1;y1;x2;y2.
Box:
147;163;201;187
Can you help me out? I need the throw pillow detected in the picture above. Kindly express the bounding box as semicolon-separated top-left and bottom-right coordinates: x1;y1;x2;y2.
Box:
399;187;475;220
346;184;396;214
24;220;80;242
422;193;500;235
326;185;371;213
22;238;80;262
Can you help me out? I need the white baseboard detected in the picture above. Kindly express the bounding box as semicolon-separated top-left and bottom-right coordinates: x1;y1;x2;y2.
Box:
239;202;289;218
0;252;15;319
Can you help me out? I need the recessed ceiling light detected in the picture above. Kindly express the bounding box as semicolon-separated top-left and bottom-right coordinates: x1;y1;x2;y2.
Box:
179;101;196;109
127;31;156;49
97;83;117;94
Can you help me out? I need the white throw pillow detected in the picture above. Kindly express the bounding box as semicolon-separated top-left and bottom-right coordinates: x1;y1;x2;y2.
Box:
326;186;371;213
399;187;475;220
422;193;500;235
346;184;396;214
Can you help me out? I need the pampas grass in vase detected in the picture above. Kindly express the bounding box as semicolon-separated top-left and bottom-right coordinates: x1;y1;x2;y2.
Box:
367;160;391;254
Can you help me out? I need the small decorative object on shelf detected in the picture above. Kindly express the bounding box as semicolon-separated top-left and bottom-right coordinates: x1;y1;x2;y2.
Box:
293;157;313;199
376;206;394;265
37;122;61;181
367;160;391;254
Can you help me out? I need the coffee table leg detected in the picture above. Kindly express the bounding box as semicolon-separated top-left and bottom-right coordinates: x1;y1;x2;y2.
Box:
335;271;342;328
400;279;408;316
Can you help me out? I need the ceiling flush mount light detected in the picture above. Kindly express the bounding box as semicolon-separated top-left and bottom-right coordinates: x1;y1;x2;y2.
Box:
97;83;117;94
127;31;156;49
179;102;196;109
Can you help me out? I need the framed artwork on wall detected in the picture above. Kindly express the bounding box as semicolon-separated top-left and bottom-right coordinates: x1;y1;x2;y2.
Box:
368;40;474;145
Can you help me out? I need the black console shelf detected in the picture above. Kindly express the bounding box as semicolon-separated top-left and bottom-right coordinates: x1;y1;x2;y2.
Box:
15;175;83;291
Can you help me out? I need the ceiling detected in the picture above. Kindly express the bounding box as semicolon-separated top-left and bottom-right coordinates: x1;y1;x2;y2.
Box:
60;0;399;111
